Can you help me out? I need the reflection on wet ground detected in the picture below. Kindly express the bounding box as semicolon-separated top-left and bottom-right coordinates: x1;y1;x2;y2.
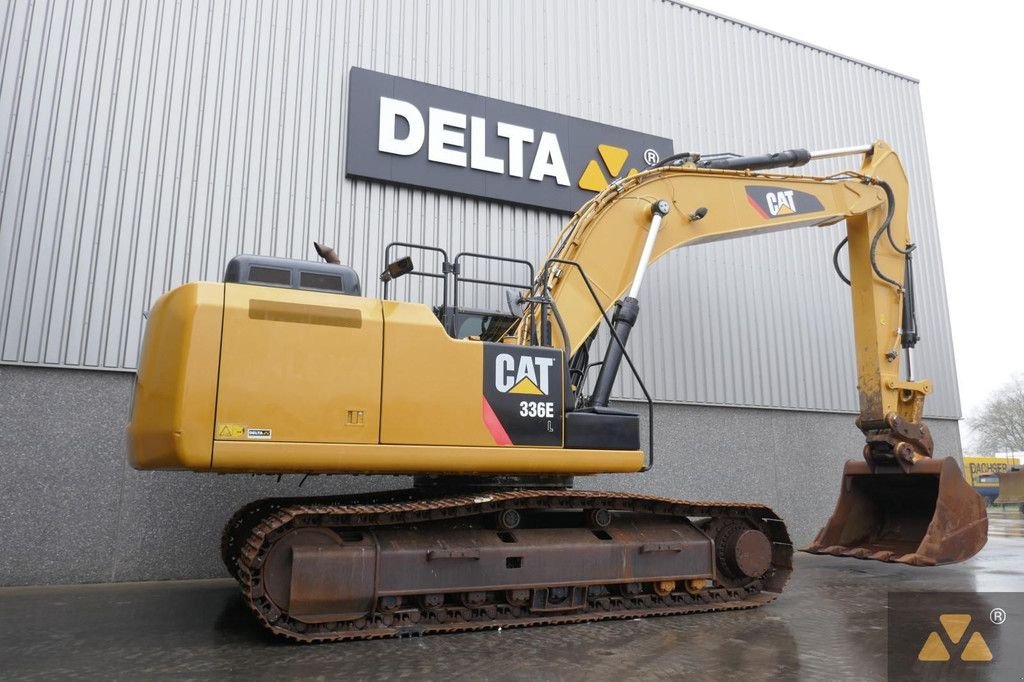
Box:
989;506;1024;538
0;511;1021;681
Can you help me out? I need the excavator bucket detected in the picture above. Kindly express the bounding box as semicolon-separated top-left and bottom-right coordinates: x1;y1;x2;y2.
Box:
804;457;988;566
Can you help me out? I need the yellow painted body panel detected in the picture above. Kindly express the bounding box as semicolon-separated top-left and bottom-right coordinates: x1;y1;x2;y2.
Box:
126;282;223;470
212;440;643;475
214;284;383;446
379;301;544;446
127;283;630;473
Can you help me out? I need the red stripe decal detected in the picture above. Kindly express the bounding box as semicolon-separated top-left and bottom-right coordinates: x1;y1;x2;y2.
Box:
482;397;513;446
746;193;769;219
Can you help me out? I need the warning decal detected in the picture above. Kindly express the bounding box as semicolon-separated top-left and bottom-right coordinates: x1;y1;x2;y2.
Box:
215;424;272;440
216;424;246;439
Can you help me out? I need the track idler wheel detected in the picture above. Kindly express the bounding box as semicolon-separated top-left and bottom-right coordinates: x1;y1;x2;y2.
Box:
709;519;773;586
261;527;375;624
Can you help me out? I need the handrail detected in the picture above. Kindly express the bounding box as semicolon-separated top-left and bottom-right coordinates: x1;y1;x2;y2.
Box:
382;242;451;310
542;257;655;472
452;251;534;336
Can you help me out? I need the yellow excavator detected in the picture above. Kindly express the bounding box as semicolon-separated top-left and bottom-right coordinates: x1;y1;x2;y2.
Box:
127;140;987;641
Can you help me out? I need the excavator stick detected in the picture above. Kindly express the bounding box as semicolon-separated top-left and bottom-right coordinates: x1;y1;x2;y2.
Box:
804;457;988;566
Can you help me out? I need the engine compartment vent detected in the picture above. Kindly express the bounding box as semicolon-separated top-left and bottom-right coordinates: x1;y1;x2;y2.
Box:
224;254;361;296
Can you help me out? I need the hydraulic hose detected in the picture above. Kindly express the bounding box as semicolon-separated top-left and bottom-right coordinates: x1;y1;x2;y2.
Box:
868;180;904;291
832;236;851;286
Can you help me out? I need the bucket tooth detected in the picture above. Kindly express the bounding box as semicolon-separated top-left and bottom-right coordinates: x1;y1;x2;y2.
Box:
803;457;987;566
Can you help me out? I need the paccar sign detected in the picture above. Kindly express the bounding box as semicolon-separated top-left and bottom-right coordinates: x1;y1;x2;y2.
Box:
345;68;674;213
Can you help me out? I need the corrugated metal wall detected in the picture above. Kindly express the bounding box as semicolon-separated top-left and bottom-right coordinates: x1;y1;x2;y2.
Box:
0;0;961;417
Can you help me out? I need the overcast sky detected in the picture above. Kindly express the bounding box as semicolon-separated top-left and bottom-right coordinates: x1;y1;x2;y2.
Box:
685;1;1024;450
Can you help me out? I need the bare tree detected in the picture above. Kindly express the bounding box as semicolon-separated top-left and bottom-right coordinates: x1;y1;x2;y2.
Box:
969;375;1024;454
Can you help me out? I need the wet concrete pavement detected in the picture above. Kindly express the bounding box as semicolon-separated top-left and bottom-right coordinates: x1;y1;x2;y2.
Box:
1;510;1021;681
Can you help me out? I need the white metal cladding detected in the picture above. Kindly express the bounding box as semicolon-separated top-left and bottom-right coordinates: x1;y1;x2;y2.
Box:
0;0;961;418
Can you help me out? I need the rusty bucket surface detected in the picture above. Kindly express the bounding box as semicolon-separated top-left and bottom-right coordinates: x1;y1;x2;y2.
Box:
803;457;988;566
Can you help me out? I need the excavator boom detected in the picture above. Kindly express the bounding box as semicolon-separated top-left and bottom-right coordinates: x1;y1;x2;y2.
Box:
513;140;986;565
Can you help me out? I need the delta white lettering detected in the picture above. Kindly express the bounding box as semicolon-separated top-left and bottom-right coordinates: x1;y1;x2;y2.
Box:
470;116;503;174
427;107;466;167
378;97;424;156
377;97;569;186
529;132;569;186
496;122;534;178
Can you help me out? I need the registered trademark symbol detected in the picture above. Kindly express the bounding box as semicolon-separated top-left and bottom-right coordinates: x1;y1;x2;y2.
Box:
990;607;1007;625
643;148;660;165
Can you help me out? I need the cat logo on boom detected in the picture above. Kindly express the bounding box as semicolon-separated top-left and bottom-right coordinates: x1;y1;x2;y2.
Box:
765;190;796;216
745;185;825;219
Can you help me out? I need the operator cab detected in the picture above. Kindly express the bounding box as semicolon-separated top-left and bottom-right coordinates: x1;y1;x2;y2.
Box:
373;241;641;453
434;306;517;341
375;241;529;343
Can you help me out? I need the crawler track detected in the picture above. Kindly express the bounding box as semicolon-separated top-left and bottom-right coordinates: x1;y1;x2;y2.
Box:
230;490;793;642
